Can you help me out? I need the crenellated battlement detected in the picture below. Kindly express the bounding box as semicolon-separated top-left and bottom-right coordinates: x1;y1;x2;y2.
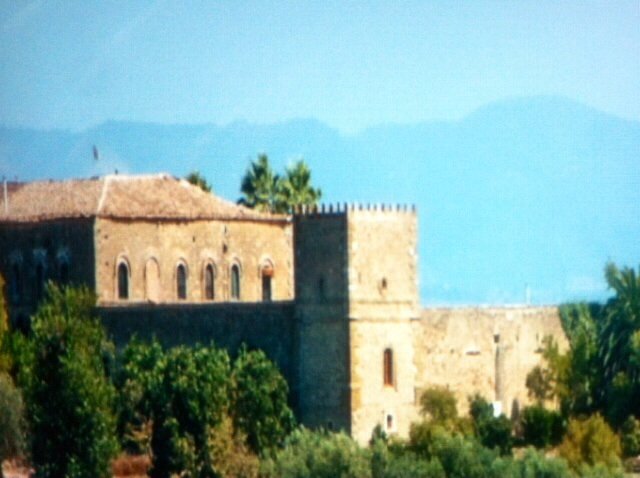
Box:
292;202;416;215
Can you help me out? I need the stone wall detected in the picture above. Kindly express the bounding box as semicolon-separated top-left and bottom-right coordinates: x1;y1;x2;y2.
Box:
413;306;568;419
293;212;352;431
95;217;294;304
346;209;420;443
98;301;298;404
0;218;96;325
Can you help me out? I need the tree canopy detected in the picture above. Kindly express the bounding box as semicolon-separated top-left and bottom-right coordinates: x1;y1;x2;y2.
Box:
16;284;118;478
238;154;321;213
238;154;281;213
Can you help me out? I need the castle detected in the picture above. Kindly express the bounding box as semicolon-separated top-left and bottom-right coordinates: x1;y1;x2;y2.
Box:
0;173;566;443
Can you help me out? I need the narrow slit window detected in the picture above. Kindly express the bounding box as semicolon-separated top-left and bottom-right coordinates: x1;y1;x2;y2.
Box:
231;264;241;300
383;348;394;386
118;262;129;299
177;264;187;300
261;263;273;302
204;264;215;300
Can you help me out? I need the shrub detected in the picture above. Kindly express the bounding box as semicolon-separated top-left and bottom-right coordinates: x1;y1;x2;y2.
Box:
207;416;259;478
521;404;564;448
383;453;444;478
557;414;622;473
621;415;640;457
116;338;165;454
261;427;371;478
578;463;625;478
409;421;450;459
518;447;572;478
231;346;296;456
429;433;497;478
469;395;513;455
17;284;118;478
419;386;458;425
0;373;25;466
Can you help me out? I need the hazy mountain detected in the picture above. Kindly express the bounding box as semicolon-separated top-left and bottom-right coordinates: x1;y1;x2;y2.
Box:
2;96;638;306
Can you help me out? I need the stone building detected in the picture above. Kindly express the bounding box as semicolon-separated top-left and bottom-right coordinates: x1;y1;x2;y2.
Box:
0;173;567;443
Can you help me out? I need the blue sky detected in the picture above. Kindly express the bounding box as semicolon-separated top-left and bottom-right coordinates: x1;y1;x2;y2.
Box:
1;1;638;133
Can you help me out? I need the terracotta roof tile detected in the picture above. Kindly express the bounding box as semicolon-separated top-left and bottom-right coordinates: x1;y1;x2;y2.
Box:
0;174;285;223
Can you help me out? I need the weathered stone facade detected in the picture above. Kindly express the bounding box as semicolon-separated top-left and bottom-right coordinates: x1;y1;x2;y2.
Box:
0;174;568;444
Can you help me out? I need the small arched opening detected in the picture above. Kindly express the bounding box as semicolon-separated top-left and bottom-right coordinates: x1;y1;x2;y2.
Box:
176;263;188;300
230;263;241;300
204;263;215;301
383;348;394;387
117;261;129;300
261;262;274;302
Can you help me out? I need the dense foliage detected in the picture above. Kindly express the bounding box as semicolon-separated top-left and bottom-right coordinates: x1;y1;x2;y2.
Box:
558;414;622;474
116;339;296;477
15;284;118;478
231;346;296;455
526;263;640;456
468;395;513;455
0;372;25;475
261;428;371;478
520;404;564;448
1;262;638;476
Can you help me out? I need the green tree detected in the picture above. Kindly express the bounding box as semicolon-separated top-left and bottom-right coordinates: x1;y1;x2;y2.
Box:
468;395;512;455
419;386;458;426
185;171;213;193
558;414;622;474
231;346;295;456
147;344;232;478
520;405;564;448
116;338;165;454
238;154;281;213
0;373;25;478
17;284;118;478
620;415;640;457
276;160;322;213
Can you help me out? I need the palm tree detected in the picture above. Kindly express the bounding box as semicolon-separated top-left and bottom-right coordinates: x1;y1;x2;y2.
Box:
276;160;322;213
238;154;281;213
599;262;640;422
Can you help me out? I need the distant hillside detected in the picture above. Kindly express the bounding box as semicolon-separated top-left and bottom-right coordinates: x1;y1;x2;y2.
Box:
2;96;639;305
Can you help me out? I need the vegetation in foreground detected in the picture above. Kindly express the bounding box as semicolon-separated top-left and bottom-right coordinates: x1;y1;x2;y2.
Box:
0;262;638;477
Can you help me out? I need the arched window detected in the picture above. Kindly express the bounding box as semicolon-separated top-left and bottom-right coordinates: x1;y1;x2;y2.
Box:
204;263;215;300
261;262;273;302
177;263;187;300
35;263;45;300
383;348;394;386
230;264;241;300
117;262;129;299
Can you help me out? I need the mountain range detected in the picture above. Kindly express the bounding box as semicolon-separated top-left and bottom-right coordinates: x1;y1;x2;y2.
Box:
2;96;638;305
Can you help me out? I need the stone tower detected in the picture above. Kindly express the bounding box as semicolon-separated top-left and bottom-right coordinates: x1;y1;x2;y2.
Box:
293;204;419;442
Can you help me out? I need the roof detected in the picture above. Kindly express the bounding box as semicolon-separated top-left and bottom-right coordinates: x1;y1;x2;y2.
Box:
0;174;286;223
